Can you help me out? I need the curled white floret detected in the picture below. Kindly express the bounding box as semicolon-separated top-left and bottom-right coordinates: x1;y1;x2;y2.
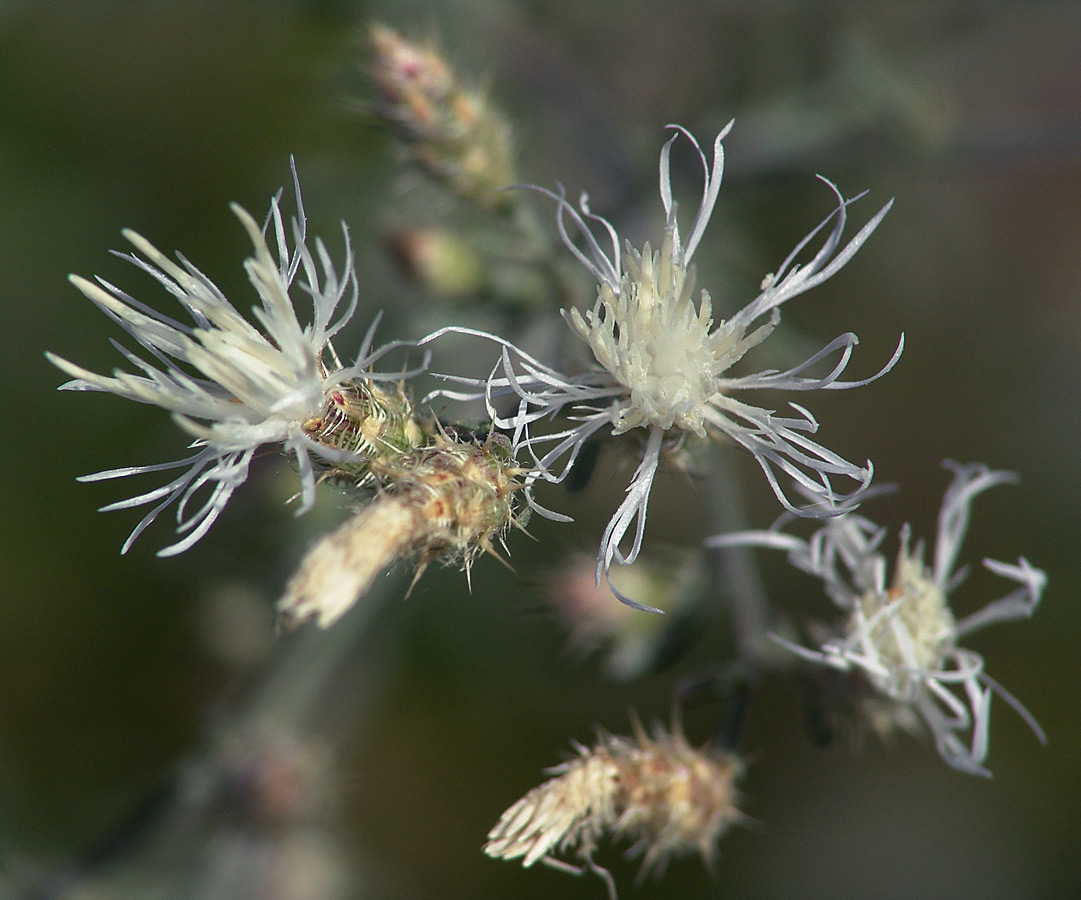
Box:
49;164;412;555
709;461;1046;775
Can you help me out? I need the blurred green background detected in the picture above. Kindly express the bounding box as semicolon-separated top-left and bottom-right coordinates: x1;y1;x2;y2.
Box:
2;1;1079;898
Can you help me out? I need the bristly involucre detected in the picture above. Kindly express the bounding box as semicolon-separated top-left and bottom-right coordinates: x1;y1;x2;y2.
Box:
709;461;1047;776
277;430;529;629
47;165;412;556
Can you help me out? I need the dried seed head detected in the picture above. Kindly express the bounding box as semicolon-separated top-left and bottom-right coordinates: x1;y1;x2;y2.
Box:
485;716;743;883
276;495;418;629
615;717;744;877
485;739;622;868
377;429;529;575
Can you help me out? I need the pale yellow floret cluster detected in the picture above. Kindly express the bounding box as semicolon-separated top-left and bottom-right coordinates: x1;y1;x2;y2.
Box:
848;540;957;702
566;225;770;438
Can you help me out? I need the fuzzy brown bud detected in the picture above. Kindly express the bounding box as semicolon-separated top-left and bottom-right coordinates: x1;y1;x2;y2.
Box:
546;550;706;680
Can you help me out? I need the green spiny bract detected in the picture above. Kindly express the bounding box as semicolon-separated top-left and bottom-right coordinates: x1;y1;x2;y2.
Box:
280;382;530;628
302;378;427;484
373;429;530;584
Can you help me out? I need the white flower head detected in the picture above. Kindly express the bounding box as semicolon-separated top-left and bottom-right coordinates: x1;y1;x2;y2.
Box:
48;163;412;556
710;461;1046;775
440;122;900;607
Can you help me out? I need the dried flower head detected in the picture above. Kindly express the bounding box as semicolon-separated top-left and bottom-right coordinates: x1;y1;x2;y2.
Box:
444;123;900;604
485;715;743;891
47;166;414;555
278;430;528;628
710;461;1046;775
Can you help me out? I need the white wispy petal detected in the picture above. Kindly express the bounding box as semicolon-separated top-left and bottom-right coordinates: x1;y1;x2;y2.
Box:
709;461;1046;775
49;164;408;555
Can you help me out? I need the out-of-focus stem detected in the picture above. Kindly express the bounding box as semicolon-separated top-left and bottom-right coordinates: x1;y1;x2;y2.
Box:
704;444;770;667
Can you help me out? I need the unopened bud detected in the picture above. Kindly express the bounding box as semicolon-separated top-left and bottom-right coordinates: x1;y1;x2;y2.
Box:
386;227;486;299
301;378;427;485
366;23;516;209
546;550;706;680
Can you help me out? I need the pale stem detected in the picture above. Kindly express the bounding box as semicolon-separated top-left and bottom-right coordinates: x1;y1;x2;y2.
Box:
253;569;406;729
704;443;771;666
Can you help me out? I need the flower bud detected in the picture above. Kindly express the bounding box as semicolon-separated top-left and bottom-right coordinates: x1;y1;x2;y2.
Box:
366;24;516;209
